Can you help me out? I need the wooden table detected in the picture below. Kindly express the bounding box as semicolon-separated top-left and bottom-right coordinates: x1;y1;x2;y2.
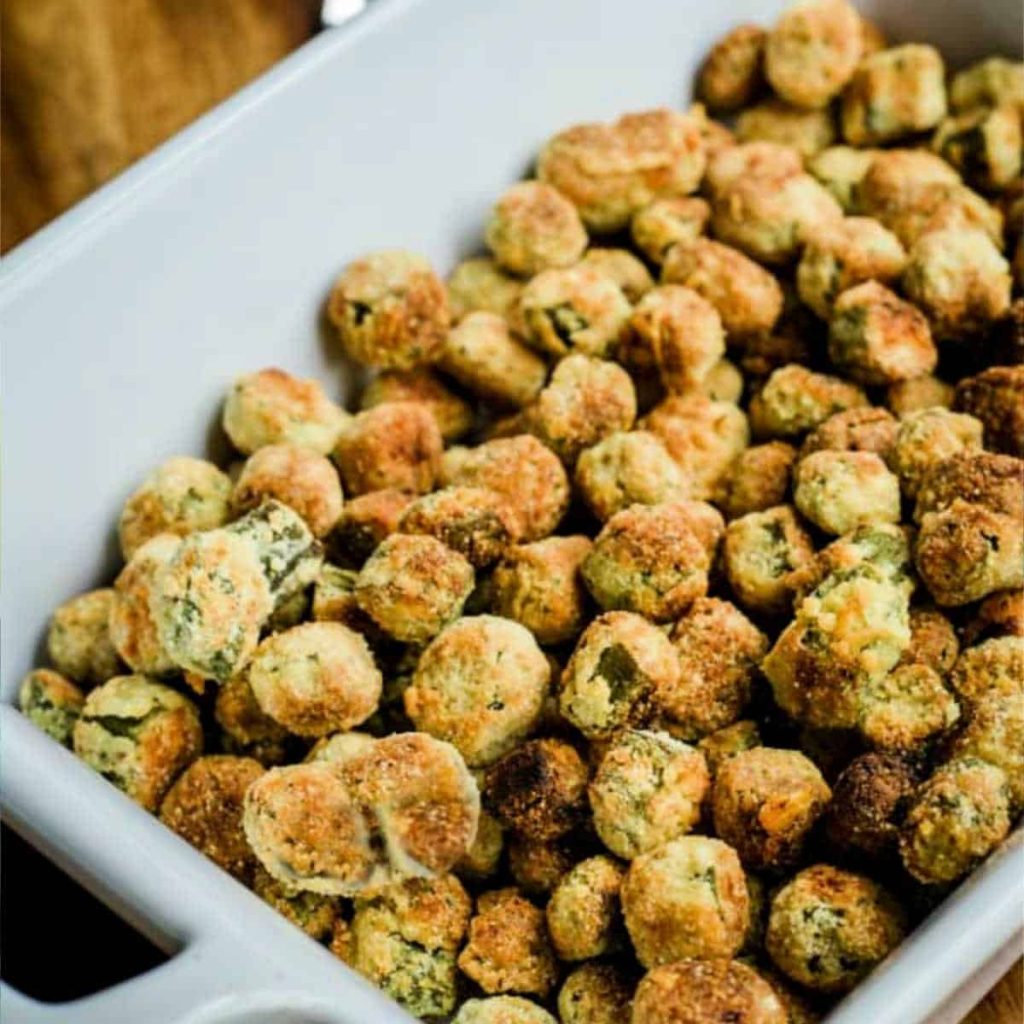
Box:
0;3;1020;1021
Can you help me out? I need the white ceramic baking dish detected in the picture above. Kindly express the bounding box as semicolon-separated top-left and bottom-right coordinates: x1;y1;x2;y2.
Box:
2;1;1022;1021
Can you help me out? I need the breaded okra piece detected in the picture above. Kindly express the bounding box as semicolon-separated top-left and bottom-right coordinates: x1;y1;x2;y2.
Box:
794;450;901;535
950;56;1024;111
119;456;232;559
748;365;866;440
800;407;898;462
159;754;264;881
333;401;442;497
447;257;524;324
589;729;709;860
557;962;633;1024
765;864;905;993
214;671;291;766
326;488;413;568
900;758;1011;884
954;365;1024;458
453;997;556;1024
442;435;570;541
355;533;474;644
348;875;472;1020
222;367;348;456
47;588;122;688
698;24;766;113
736;100;835;158
720;443;797;520
659;598;768;740
841;44;948;146
712;747;831;871
632;959;787;1024
546;855;625;961
484;738;588;841
485;181;587;277
559;610;679;739
327;249;449;370
856;663;960;751
932;104;1022;193
581;247;655;303
458;887;558;998
537;108;706;233
526;354;637;465
404;615;549;767
764;0;863;110
621;836;749;967
631;196;711;265
73;674;203;810
19;669;85;746
359;368;474;443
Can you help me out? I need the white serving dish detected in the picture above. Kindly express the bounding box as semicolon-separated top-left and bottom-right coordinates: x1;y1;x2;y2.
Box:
1;1;1021;1021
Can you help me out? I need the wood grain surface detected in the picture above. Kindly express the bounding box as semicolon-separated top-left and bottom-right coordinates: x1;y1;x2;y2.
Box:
0;3;1020;1022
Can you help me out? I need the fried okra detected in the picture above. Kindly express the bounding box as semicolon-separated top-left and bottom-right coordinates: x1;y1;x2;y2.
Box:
841;44;948;146
447;257;524;324
794;451;901;535
327;488;413;567
797;218;906;321
486;181;587;276
19;669;85;746
660;598;768;739
546;855;624;961
632;959;787;1024
580;247;654;303
232;443;343;538
748;365;867;440
631;197;711;265
698;24;766;112
214;671;290;766
527;354;636;465
720;444;796;520
902;227;1011;341
641;395;750;501
857;663;960;751
442;435;570;541
890;408;984;499
398;486;520;568
574;431;690;522
807;145;878;212
333;401;442;497
661;238;783;338
621;836;749;966
581;502;714;622
222;368;348;456
704;141;803;199
764;0;862;110
765;864;905;993
484;738;588;841
932;104;1022;193
454;998;556;1024
457;801;505;880
458;888;558;998
247;622;381;737
826;751;920;858
954;365;1024;458
710;172;842;267
699;720;763;776
244;733;480;895
558;963;633;1024
764;563;911;730
359;368;474;443
47;588;122;688
950;56;1024;111
736;100;835;158
507;835;576;895
252;866;339;938
589;729;709;860
73;674;203;810
559;611;679;739
630;286;725;395
961;591;1023;646
519;265;632;359
801;407;898;463
886;375;954;418
108;534;180;676
900;606;960;674
348;875;472;1020
355;533;473;644
405;615;549;767
900;758;1011;884
712;748;831;871
441;312;548;409
490;535;592;645
537;108;706;233
118;456;231;560
328;249;449;370
158;755;263;881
